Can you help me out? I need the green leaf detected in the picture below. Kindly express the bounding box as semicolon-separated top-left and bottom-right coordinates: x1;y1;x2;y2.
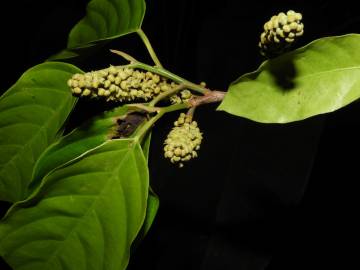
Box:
0;139;149;270
140;132;159;237
135;133;159;243
50;0;146;61
131;188;159;250
68;0;145;48
141;132;151;162
131;187;159;253
141;187;159;237
31;106;129;191
218;34;360;123
0;62;82;203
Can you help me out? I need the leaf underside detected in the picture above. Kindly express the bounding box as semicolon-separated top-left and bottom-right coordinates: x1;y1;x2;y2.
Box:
218;34;360;123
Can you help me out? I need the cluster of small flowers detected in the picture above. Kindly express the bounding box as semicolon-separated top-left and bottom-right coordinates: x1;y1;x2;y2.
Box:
67;66;177;102
164;113;203;167
169;89;193;104
259;10;304;57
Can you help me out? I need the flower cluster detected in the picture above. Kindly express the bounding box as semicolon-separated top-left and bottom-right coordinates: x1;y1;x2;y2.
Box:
164;113;203;167
170;89;193;104
67;66;177;102
259;10;304;57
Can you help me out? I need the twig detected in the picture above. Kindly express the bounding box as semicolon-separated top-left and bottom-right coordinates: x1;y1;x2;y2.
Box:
188;90;226;107
186;107;196;121
124;62;209;95
137;29;163;68
149;84;187;107
110;49;138;63
126;103;160;113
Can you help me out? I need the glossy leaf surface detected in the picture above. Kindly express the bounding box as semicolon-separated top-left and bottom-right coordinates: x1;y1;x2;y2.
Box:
137;132;159;240
218;34;360;123
0;62;82;202
50;0;146;61
140;188;159;237
31;106;129;190
0;139;148;270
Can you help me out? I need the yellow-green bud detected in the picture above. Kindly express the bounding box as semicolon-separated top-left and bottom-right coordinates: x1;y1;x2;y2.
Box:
107;74;116;82
163;113;203;167
108;65;117;75
82;89;91;96
67;79;73;87
170;89;193;105
98;88;106;96
259;10;304;58
104;80;111;88
73;87;82;95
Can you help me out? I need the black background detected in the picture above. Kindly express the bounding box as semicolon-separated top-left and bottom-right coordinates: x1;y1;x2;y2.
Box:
1;0;360;269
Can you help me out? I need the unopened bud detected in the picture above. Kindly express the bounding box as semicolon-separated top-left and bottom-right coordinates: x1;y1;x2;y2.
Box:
259;10;304;57
163;113;203;167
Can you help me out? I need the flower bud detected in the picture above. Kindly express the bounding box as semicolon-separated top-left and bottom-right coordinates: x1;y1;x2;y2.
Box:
170;89;193;104
259;10;304;57
163;113;203;167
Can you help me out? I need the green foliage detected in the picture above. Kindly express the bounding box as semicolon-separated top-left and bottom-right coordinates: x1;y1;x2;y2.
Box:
0;62;82;203
31;106;129;192
137;133;159;240
31;105;159;243
2;1;360;269
141;188;159;237
50;0;146;61
218;34;360;123
31;105;158;246
133;187;159;245
0;139;149;270
141;132;152;162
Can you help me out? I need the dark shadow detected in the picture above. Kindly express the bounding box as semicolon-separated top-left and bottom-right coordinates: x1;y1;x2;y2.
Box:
0;256;11;270
0;201;11;219
47;40;109;66
234;53;299;92
111;112;148;139
267;54;297;91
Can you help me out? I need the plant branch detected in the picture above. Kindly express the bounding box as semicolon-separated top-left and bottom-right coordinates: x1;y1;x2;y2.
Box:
137;29;163;68
124;62;209;95
110;49;138;63
186;107;196;121
149;84;187;107
133;110;164;142
132;90;225;143
188;90;226;107
133;102;189;142
161;102;190;113
126;103;160;113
